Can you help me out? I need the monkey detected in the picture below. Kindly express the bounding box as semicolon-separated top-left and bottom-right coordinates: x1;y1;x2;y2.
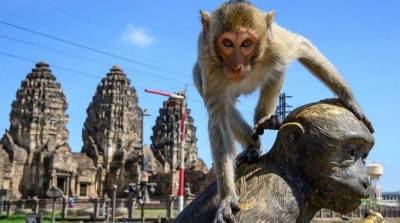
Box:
193;1;374;222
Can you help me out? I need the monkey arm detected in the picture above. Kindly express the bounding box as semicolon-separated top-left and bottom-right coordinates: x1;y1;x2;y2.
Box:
204;92;241;221
226;101;259;150
193;62;204;98
254;72;285;125
295;37;374;132
206;96;237;197
297;38;353;102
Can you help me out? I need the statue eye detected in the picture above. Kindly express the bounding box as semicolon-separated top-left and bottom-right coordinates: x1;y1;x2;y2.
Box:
361;153;368;160
241;39;252;47
222;39;233;47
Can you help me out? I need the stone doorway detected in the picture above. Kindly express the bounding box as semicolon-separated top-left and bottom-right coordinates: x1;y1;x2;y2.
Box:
57;177;67;194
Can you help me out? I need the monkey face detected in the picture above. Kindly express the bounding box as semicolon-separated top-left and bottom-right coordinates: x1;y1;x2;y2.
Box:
281;101;375;214
289;131;373;214
215;28;260;82
199;2;274;83
312;137;373;213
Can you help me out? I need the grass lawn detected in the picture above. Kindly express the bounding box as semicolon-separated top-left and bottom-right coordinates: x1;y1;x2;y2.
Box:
0;209;173;222
0;214;62;223
133;208;169;218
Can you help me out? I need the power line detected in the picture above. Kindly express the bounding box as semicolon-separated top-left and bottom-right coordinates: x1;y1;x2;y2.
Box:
0;20;190;78
0;1;257;117
0;10;204;101
1;50;254;116
0;50;207;105
0;51;102;79
0;34;192;86
0;8;167;67
36;0;116;33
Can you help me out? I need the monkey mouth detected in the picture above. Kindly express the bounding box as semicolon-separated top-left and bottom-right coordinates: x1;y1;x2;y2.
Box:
228;72;246;82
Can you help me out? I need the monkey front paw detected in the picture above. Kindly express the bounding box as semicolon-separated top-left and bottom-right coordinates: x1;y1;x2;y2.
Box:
213;197;240;223
341;100;375;133
252;114;282;140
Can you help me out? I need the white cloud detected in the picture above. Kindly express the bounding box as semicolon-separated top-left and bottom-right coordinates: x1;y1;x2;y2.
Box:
121;23;155;47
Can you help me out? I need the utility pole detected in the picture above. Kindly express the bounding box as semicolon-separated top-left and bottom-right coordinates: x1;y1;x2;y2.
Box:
140;108;150;172
111;184;117;223
145;88;187;213
275;93;293;120
177;92;186;213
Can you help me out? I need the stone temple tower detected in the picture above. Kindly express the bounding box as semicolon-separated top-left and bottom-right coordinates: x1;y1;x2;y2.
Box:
7;61;69;153
151;95;198;172
82;65;143;194
150;95;209;196
0;61;71;198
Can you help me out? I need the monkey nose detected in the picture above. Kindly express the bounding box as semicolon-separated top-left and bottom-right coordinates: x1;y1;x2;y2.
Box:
232;65;242;72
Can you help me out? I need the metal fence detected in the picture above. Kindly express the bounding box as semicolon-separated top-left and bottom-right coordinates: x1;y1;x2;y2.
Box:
314;205;400;219
0;197;177;222
1;198;399;221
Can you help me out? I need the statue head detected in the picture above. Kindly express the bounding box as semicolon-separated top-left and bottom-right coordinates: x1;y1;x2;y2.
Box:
276;99;374;213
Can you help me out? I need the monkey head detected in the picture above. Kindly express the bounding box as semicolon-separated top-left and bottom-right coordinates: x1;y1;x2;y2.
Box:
277;99;374;213
199;1;275;82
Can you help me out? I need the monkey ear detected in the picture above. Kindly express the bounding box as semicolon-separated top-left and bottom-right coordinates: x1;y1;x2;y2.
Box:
200;10;211;33
265;10;276;28
278;122;305;157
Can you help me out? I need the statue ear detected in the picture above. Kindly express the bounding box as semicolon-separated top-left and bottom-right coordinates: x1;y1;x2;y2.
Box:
200;10;211;33
278;122;305;157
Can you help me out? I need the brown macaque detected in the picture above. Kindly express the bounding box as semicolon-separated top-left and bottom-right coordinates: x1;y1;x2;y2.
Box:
193;1;373;222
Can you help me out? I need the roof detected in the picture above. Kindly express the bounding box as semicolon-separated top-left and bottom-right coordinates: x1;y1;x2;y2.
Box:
71;153;96;170
382;191;400;196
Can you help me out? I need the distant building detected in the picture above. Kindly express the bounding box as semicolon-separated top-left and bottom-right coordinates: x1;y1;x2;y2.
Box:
0;62;208;199
0;62;87;199
367;163;384;201
81;65;144;196
382;191;400;201
150;95;208;196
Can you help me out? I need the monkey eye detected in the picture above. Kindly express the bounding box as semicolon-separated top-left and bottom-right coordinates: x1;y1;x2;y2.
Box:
222;39;233;47
241;39;252;47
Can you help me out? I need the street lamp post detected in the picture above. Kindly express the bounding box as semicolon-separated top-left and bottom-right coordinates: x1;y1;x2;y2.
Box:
125;171;156;223
139;171;156;223
111;184;117;223
125;183;139;221
46;187;63;223
140;108;150;172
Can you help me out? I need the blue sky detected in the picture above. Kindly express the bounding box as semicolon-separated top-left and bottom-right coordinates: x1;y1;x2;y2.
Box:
0;0;399;191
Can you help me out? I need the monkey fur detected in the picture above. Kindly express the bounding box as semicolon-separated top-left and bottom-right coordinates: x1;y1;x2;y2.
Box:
193;1;374;222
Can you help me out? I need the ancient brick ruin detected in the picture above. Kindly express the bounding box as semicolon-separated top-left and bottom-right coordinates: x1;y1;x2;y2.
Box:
0;62;208;199
150;96;208;196
0;61;81;198
82;65;145;196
